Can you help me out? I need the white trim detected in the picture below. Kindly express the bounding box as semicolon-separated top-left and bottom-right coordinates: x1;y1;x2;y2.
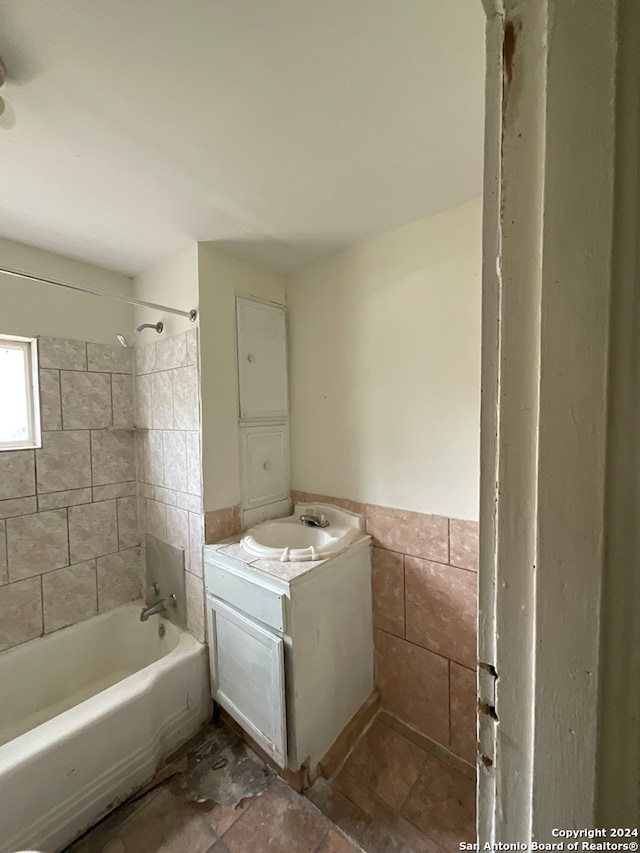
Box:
0;334;41;451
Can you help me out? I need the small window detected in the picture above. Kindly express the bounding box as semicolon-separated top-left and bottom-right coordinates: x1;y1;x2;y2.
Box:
0;335;41;451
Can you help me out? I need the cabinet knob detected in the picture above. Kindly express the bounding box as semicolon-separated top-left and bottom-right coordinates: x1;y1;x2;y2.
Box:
263;461;271;471
247;353;256;363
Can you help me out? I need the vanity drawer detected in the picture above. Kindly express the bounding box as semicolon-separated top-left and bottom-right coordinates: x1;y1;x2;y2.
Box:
206;561;286;633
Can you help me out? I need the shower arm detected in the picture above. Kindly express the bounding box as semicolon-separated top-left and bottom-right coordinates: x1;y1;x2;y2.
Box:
0;266;198;322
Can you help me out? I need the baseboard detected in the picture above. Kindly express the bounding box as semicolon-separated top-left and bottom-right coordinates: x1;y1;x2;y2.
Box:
317;689;380;780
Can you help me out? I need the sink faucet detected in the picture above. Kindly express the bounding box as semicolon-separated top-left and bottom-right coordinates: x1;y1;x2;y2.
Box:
300;514;330;528
140;599;167;621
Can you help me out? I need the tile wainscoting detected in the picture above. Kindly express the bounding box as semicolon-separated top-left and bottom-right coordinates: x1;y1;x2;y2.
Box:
0;336;141;652
292;491;478;765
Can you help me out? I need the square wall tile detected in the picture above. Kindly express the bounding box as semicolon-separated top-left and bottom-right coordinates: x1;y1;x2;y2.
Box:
189;511;204;577
39;336;86;371
156;333;187;371
134;373;152;428
375;628;449;745
91;429;135;486
87;342;132;374
36;431;91;494
39;369;62;430
7;509;69;581
0;451;35;500
135;342;156;375
43;561;97;633
173;365;199;430
97;548;142;611
166;505;189;554
449;519;479;572
0;577;42;651
366;505;449;564
371;547;404;638
186;431;202;496
112;373;134;428
450;662;477;763
117;495;139;549
163;431;188;492
69;500;118;563
0;521;7;585
61;371;112;429
151;371;174;429
405;557;477;669
204;506;241;544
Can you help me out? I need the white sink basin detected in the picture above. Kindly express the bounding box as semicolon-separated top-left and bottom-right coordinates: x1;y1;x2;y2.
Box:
241;503;365;562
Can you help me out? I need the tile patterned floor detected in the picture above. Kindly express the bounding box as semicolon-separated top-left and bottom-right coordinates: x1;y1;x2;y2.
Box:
307;716;476;853
66;716;475;853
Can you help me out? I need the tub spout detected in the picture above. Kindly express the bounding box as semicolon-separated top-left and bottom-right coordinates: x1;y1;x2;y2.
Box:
140;599;167;621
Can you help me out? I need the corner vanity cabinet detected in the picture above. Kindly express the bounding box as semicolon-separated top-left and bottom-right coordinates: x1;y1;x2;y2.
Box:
204;540;374;772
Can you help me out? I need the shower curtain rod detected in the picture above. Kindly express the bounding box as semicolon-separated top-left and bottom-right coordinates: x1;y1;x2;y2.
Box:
0;266;198;322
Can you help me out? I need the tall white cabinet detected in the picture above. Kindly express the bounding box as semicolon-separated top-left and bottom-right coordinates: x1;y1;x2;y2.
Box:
236;297;290;527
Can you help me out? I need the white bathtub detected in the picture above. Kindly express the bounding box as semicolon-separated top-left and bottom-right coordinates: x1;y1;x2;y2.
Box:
0;603;211;853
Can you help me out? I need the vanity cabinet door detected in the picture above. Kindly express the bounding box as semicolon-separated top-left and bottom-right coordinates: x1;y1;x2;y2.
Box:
237;297;288;421
207;595;287;767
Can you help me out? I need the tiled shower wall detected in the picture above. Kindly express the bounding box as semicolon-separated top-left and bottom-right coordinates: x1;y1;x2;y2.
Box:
291;491;478;765
134;329;206;641
0;336;141;652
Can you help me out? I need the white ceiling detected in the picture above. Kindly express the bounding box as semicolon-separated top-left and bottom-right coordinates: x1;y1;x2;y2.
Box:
0;1;485;276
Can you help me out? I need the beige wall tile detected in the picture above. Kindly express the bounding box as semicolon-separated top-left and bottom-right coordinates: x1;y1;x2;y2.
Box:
39;337;87;371
142;430;164;486
61;371;112;429
112;373;134;428
163;430;188;492
145;498;167;540
7;509;69;580
97;548;142;611
156;333;187;372
151;371;174;429
186;329;198;365
43;561;97;633
185;569;205;641
172;365;199;430
449;519;479;572
134;373;152;428
375;628;449;745
186;431;202;496
189;511;204;577
405;557;477;669
166;505;189;554
0;521;7;585
38;487;93;511
39;369;62;430
36;430;91;493
0;450;35;500
365;505;449;563
0;577;42;651
68;500;118;562
93;481;136;501
91;429;135;485
135;342;156;375
0;497;38;520
371;547;405;638
294;491;366;517
450;662;477;763
204;505;241;544
117;495;139;549
87;342;132;374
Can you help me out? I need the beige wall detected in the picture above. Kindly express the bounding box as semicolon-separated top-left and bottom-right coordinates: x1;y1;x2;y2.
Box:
0;237;133;344
197;244;286;513
287;197;482;521
133;243;199;338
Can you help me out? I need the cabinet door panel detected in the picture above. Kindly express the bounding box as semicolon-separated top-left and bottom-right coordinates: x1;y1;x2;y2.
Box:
207;596;287;767
237;298;288;420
